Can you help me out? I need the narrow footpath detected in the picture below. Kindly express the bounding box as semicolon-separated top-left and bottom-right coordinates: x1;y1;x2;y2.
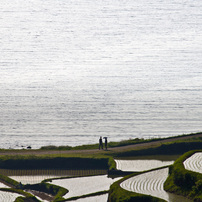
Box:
0;133;201;156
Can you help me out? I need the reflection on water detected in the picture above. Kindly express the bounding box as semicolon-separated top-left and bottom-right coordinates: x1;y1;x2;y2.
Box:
50;175;121;198
121;168;192;202
115;159;174;171
184;152;202;174
119;155;180;161
0;0;202;149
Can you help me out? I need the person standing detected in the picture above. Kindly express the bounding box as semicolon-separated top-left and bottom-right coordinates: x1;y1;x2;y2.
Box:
104;137;108;150
99;136;103;150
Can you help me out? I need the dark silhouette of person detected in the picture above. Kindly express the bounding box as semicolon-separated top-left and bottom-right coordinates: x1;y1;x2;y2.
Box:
99;136;103;150
104;137;108;150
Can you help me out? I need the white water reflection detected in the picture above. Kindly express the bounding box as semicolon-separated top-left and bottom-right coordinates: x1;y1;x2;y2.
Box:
9;175;61;184
50;175;121;198
0;0;202;149
184;152;202;174
121;168;192;202
0;191;22;202
115;159;174;171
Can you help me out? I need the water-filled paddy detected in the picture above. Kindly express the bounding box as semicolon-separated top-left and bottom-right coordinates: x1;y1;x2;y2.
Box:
69;194;108;202
50;175;121;198
120;168;192;202
6;169;107;184
0;191;22;202
0;182;9;188
115;159;174;171
9;175;62;184
183;152;202;174
0;182;22;201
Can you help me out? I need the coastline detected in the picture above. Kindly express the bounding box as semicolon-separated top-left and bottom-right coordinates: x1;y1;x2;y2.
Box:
0;132;201;157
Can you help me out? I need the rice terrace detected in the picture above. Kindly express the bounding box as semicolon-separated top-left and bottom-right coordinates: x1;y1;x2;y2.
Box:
0;132;202;202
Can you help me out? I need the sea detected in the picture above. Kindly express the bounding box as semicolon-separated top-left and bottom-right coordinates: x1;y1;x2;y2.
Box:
0;0;202;149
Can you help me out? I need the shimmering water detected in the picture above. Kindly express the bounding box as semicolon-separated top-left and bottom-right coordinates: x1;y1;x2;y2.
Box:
121;168;192;202
0;0;202;149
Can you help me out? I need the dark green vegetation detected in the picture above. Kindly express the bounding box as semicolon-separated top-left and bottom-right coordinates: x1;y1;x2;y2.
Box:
0;156;114;201
0;172;19;187
0;156;111;170
164;150;202;202
39;132;202;151
0;132;201;201
0;172;68;201
0;174;40;201
114;141;202;157
23;183;68;201
40;138;148;150
108;167;167;202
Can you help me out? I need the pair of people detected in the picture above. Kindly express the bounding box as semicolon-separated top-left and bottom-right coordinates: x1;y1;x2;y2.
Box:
99;136;107;150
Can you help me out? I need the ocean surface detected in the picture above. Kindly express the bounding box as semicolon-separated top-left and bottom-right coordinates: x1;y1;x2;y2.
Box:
0;0;202;149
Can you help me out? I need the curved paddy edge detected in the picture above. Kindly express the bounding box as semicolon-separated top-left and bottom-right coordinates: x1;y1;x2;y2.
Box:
164;149;202;202
108;166;169;202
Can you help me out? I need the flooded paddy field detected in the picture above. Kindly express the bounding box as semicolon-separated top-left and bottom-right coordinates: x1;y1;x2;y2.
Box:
0;169;106;184
9;175;60;184
49;175;121;199
120;168;192;202
0;191;22;202
0;182;9;188
183;152;202;174
115;155;177;172
0;183;22;201
68;194;108;202
115;159;173;172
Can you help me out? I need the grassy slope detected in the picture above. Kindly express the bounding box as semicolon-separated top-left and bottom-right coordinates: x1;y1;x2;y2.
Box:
0;132;202;202
0;132;201;171
164;150;202;201
108;167;168;202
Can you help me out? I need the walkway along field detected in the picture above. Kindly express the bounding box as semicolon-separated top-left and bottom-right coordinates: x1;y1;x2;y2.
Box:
0;132;201;201
0;132;202;157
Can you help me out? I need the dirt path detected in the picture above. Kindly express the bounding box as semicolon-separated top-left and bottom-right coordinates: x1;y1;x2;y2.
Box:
0;133;201;156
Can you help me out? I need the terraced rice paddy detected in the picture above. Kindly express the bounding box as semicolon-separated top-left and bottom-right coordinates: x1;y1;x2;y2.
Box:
0;191;22;202
120;168;192;202
68;194;108;202
1;169;106;177
5;169;106;184
50;175;121;199
0;182;9;188
183;152;202;174
26;190;50;202
9;175;61;184
115;159;174;171
0;182;22;201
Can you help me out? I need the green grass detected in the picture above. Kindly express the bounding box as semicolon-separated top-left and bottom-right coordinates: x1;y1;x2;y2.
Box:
108;167;168;202
164;150;202;201
0;156;113;170
38;132;202;151
0;187;41;202
23;182;68;202
113;141;202;158
0;132;201;202
0;173;20;187
39;138;147;150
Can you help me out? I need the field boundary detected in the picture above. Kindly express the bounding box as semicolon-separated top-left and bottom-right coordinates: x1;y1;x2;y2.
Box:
164;150;202;201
